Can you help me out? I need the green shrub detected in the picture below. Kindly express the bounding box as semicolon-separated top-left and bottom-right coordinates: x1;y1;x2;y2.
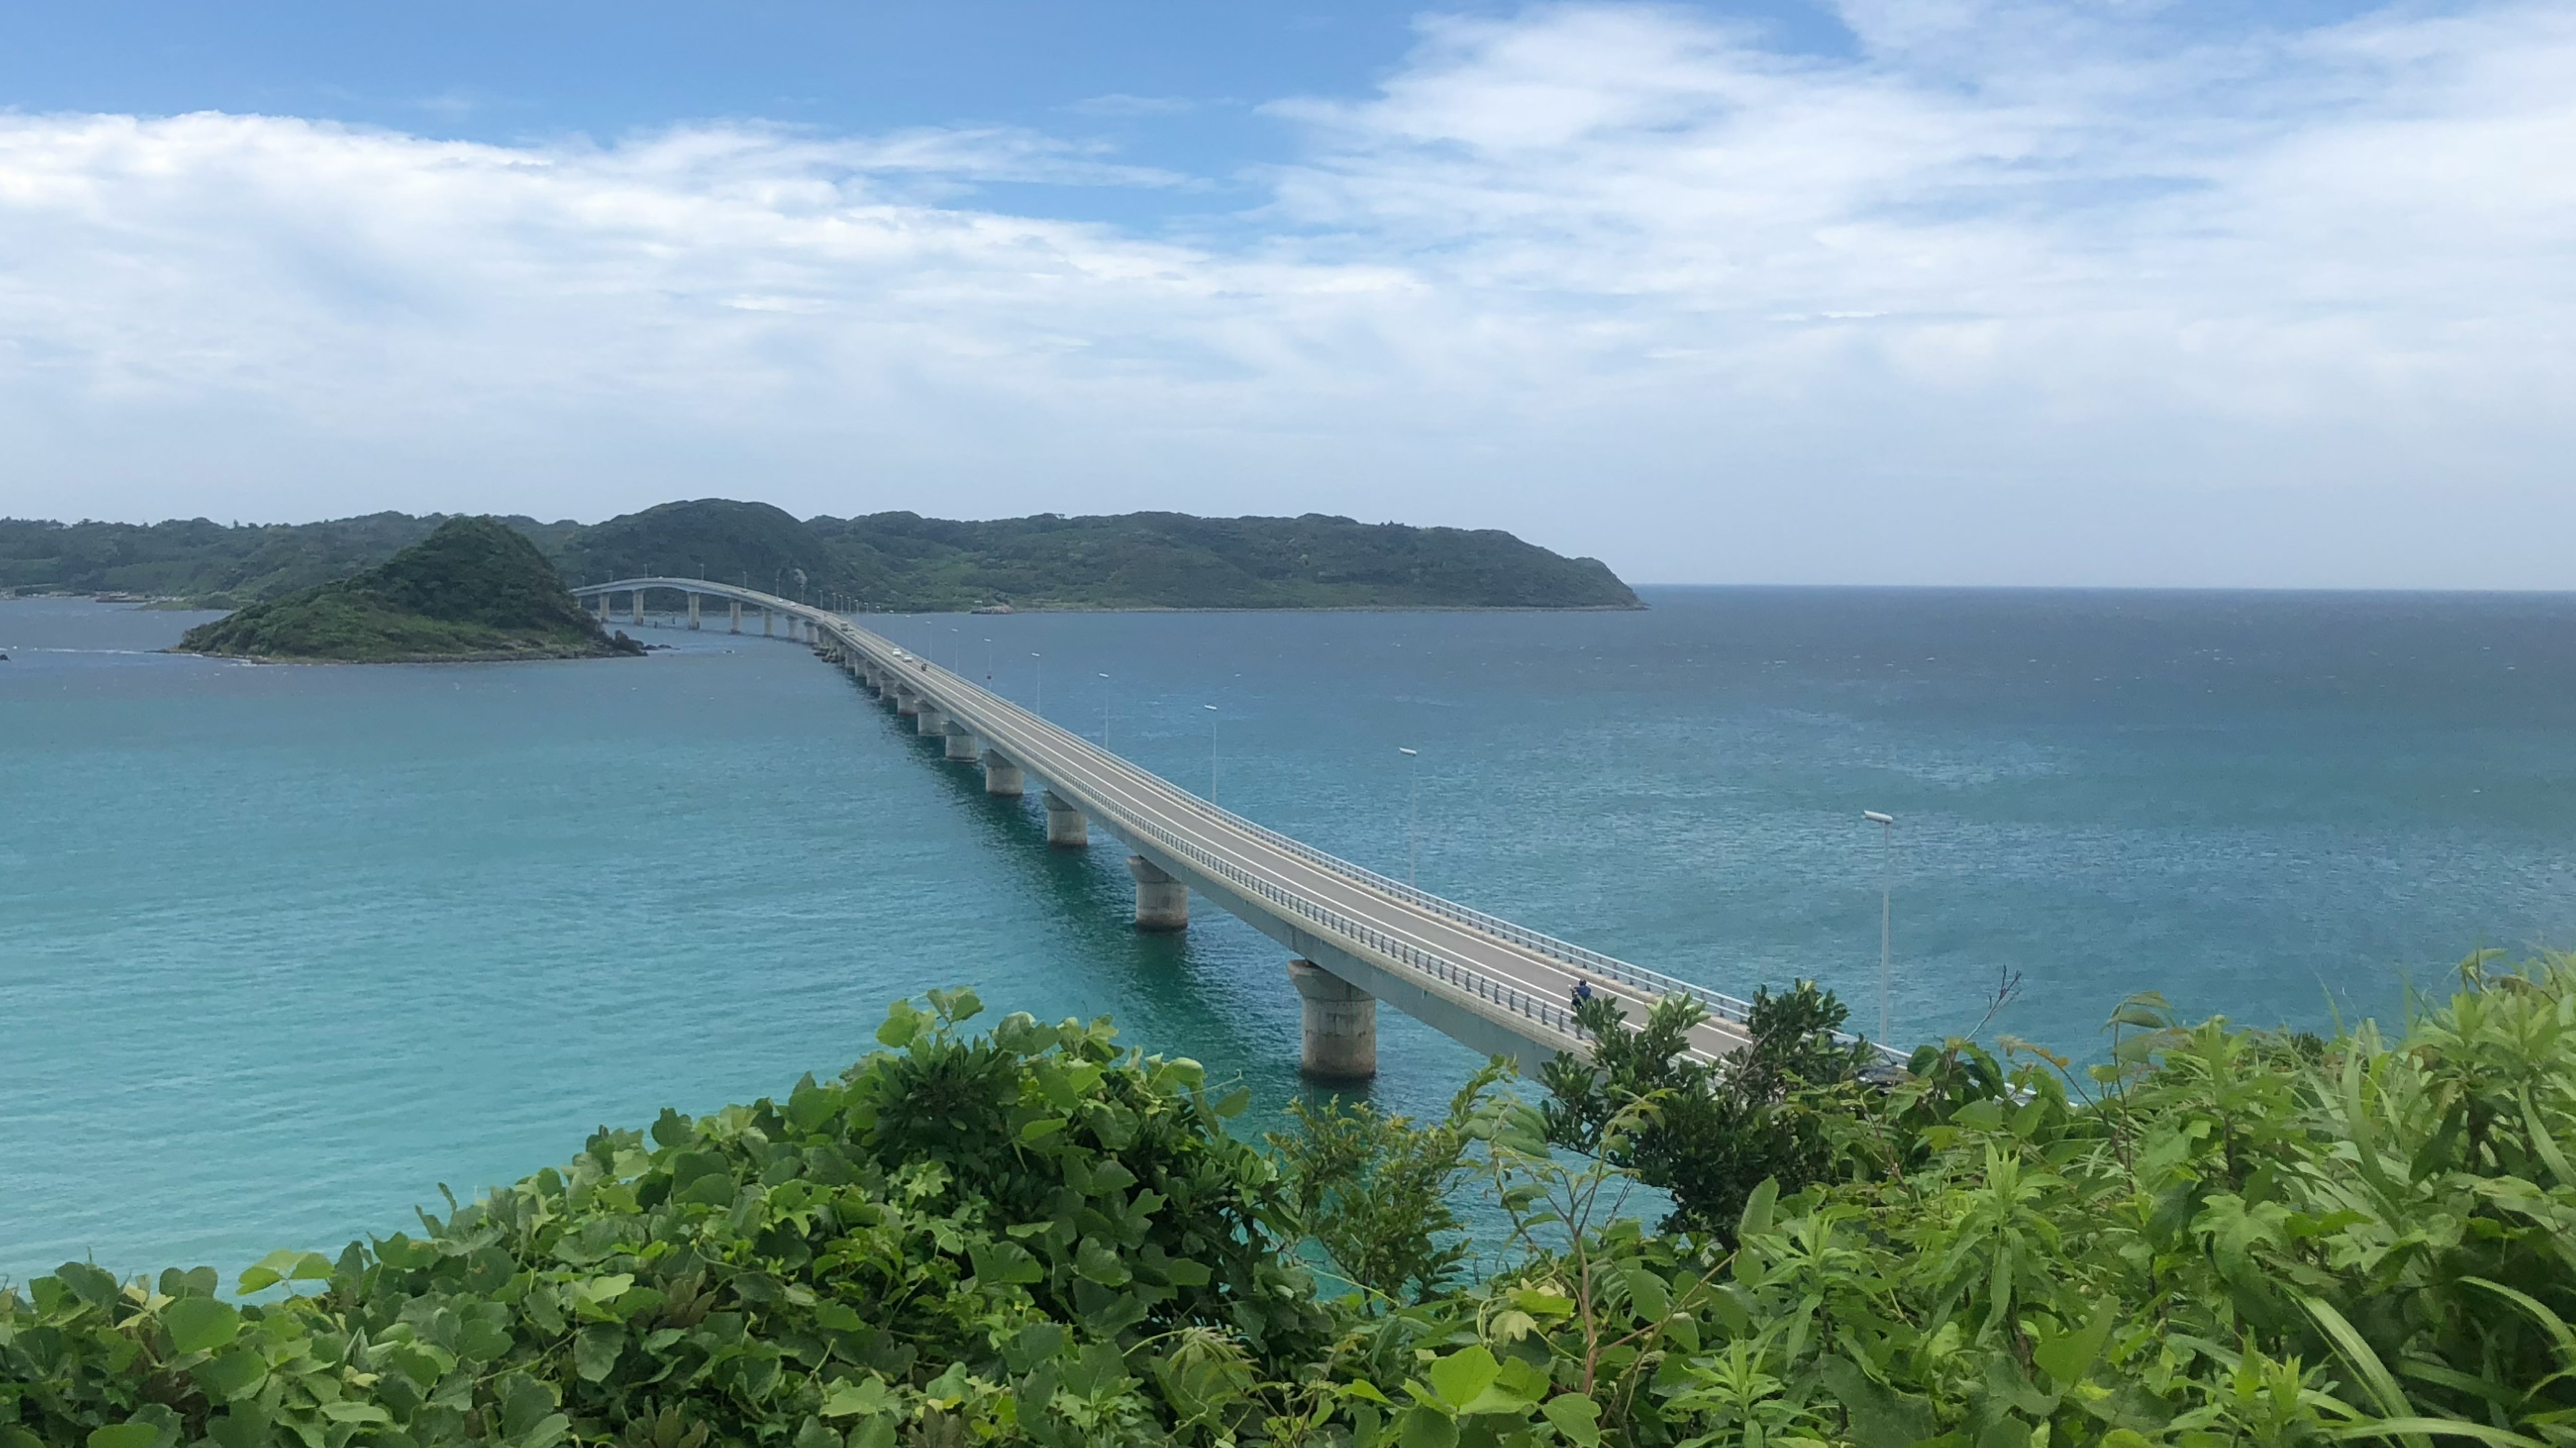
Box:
11;962;2575;1447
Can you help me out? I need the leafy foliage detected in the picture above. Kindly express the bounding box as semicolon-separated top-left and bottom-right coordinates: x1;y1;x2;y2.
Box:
11;960;2576;1447
174;518;631;662
1271;1066;1508;1309
1540;983;1872;1239
4;502;1639;612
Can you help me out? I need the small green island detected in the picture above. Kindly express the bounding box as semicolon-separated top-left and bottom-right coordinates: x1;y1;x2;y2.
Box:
173;516;641;663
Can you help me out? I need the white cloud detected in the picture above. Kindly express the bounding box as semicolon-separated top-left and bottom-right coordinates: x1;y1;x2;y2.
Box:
0;2;2571;586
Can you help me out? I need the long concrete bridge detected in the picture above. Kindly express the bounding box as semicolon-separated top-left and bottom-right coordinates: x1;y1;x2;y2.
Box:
578;578;1892;1080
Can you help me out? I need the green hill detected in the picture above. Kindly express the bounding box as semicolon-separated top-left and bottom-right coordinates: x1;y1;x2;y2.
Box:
4;501;1639;612
174;516;638;662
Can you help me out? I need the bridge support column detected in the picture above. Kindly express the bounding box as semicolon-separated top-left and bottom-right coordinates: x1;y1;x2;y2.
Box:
730;600;742;634
943;724;980;761
631;590;646;626
916;706;947;736
896;689;918;718
1287;960;1378;1081
688;594;701;630
1044;791;1088;847
763;609;773;637
983;755;1024;795
1128;856;1188;932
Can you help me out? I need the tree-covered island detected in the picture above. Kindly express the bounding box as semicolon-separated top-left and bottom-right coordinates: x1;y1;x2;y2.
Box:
8;956;2572;1447
172;517;641;663
3;500;1642;613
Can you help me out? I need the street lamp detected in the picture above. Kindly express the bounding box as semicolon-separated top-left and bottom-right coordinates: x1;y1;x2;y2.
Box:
1399;747;1420;887
1863;810;1894;1046
1204;704;1220;803
1098;673;1112;748
1031;653;1043;715
983;637;994;682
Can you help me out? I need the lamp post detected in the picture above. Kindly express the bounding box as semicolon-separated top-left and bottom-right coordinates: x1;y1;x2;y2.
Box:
1399;747;1420;887
1098;673;1112;748
1863;810;1894;1046
1031;653;1042;715
983;637;994;683
1204;704;1220;803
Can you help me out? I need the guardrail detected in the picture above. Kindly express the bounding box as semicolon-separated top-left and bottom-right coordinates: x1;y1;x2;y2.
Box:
847;637;1594;1049
582;586;1903;1066
874;646;1913;1064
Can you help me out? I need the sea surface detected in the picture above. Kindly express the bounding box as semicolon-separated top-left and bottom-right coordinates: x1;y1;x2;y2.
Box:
5;588;2575;1282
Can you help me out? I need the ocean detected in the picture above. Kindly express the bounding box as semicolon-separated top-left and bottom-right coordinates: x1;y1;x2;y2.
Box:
5;587;2573;1281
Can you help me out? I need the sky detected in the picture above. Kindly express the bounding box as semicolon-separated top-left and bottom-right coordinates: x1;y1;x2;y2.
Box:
0;1;2569;587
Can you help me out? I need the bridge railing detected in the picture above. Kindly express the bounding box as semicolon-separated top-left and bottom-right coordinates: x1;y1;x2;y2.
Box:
735;602;1897;1066
836;634;1596;1049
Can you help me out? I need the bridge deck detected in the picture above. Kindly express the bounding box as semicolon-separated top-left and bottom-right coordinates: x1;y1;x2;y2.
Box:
578;579;1886;1068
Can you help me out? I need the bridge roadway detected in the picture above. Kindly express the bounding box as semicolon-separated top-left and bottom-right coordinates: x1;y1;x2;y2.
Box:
578;577;1868;1078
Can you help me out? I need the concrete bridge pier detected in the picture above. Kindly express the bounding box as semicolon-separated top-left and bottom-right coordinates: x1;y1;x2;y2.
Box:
763;609;774;637
1128;856;1189;931
1044;791;1088;847
983;754;1024;795
943;724;981;761
631;590;647;626
1287;960;1378;1080
916;706;947;736
688;594;701;630
896;689;918;718
730;600;742;634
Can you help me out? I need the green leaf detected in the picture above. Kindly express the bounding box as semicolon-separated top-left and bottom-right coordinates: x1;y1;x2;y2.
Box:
235;1249;305;1294
1426;1346;1501;1412
193;1348;269;1404
1074;1237;1132;1286
575;1325;625;1382
2463;1277;2576;1374
1623;1267;1670;1324
87;1427;163;1448
1398;1406;1460;1448
876;1001;923;1049
2300;1294;2426;1448
2032;1305;2116;1388
1739;1176;1780;1239
969;1241;1044;1286
2322;1421;2546;1448
162;1295;241;1355
820;1378;896;1419
1818;1355;1936;1448
1542;1394;1602;1447
849;1417;898;1448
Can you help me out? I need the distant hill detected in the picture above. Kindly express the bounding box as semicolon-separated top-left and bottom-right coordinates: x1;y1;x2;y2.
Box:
4;500;1641;611
174;516;638;662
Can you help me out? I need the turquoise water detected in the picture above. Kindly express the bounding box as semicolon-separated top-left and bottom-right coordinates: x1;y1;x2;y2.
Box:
7;588;2575;1282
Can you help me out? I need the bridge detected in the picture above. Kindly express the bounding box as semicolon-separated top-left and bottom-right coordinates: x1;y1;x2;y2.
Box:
577;578;1882;1080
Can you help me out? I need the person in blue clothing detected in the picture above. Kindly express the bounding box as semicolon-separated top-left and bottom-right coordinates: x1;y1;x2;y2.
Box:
1572;977;1595;1008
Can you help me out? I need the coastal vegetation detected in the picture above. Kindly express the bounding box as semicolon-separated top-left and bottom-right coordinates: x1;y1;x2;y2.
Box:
173;518;637;663
9;958;2573;1447
1;500;1640;612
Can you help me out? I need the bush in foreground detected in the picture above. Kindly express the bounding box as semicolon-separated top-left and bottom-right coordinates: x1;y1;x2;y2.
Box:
9;962;2576;1448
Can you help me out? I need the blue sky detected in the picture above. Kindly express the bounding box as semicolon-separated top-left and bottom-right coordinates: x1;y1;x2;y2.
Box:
1;0;2569;586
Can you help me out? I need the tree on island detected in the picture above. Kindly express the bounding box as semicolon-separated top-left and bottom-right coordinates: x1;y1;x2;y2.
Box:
175;516;641;663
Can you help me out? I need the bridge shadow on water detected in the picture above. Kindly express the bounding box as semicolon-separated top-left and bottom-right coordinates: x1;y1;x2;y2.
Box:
828;671;1341;1100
